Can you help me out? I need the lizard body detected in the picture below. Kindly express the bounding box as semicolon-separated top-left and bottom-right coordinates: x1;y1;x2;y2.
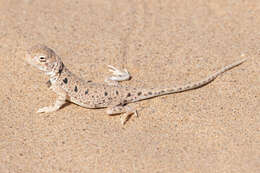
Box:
25;44;246;124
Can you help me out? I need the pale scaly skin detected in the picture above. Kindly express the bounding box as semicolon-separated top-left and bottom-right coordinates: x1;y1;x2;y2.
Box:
25;44;246;124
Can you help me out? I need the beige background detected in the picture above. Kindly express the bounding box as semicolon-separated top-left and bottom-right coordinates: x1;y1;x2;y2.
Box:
0;0;259;172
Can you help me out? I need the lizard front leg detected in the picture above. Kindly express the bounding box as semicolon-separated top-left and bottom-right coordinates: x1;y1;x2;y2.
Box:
37;93;67;113
106;104;138;124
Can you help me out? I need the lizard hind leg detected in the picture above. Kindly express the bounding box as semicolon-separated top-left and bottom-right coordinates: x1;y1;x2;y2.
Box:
105;65;131;85
106;105;138;125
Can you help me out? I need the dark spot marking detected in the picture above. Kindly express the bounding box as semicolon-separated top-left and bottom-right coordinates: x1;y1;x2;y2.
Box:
46;80;51;88
137;92;142;96
74;86;78;92
116;91;119;95
127;93;131;97
63;78;68;84
58;62;64;74
186;86;190;89
104;92;108;96
85;90;88;94
148;92;152;95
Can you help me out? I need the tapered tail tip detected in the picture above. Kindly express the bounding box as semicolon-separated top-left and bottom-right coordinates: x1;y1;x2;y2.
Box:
240;53;247;61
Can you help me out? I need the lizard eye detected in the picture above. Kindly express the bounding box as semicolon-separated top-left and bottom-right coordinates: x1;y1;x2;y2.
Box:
39;56;46;62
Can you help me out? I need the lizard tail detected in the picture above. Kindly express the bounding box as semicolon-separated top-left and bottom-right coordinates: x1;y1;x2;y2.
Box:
132;58;246;102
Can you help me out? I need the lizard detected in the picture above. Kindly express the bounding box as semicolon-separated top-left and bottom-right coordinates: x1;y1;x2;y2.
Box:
25;44;246;124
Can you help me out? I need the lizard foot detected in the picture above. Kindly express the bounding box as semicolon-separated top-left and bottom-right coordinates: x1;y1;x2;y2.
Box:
37;95;67;113
106;105;138;125
120;109;138;125
37;106;59;113
107;65;131;82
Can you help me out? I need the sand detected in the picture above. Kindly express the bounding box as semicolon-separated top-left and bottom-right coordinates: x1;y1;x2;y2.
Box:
0;0;259;172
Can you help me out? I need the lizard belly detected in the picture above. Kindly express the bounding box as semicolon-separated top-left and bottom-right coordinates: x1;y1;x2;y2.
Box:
69;96;105;109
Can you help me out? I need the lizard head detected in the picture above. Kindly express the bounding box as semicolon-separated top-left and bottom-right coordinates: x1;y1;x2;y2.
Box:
25;44;63;76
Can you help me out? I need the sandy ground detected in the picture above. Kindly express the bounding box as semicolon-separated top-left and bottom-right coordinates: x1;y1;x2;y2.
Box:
0;0;259;172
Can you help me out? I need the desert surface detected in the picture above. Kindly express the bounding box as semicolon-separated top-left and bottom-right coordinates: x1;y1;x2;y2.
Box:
0;0;259;172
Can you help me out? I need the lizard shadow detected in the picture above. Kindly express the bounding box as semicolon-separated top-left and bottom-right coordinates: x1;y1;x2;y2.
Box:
60;102;72;110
